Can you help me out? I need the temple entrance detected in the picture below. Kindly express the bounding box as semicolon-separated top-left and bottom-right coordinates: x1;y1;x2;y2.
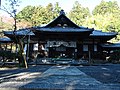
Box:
48;44;75;59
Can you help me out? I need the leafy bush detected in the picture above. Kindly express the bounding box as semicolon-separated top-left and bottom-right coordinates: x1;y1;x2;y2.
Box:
0;50;16;59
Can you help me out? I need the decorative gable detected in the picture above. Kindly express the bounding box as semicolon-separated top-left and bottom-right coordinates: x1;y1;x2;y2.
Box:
44;10;80;28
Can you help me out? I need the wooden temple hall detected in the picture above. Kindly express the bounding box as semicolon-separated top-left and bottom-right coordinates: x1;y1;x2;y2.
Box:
0;10;119;64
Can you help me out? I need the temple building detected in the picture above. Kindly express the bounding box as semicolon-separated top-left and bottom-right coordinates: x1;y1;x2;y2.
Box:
1;10;119;62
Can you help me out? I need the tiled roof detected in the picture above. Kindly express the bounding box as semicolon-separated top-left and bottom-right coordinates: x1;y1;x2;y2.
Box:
90;30;117;36
4;29;35;36
0;37;12;42
100;43;120;48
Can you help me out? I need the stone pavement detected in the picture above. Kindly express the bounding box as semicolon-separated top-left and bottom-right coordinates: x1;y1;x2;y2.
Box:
0;65;120;90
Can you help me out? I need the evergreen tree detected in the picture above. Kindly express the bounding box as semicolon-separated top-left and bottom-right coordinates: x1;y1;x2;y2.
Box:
69;1;90;26
53;2;62;18
17;2;62;26
92;0;120;41
17;5;35;25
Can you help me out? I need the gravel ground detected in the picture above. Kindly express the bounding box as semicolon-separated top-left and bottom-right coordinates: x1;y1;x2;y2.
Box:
77;64;120;84
0;65;51;83
0;64;120;90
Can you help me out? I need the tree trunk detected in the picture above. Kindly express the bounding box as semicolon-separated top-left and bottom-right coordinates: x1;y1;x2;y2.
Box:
18;39;28;68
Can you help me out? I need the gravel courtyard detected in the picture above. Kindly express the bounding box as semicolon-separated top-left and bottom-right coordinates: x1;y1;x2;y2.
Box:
0;64;120;90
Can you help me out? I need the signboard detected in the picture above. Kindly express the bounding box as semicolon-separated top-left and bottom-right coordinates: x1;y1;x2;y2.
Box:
46;41;76;47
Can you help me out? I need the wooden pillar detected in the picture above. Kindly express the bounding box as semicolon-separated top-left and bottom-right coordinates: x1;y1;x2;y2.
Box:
0;43;1;49
26;37;28;61
92;38;94;63
3;43;7;63
15;42;18;61
88;50;91;65
26;35;30;62
74;48;77;60
11;43;12;52
5;43;7;51
35;40;39;65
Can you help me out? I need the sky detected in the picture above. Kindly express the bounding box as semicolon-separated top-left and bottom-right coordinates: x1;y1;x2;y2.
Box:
0;0;120;16
20;0;120;12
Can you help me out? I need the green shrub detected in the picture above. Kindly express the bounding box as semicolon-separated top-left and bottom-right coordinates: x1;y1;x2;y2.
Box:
0;50;16;59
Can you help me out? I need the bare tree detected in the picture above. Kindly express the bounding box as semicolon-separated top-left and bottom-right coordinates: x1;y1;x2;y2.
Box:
0;0;28;68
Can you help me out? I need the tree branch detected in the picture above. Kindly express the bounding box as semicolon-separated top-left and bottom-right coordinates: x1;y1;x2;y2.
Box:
0;6;14;18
